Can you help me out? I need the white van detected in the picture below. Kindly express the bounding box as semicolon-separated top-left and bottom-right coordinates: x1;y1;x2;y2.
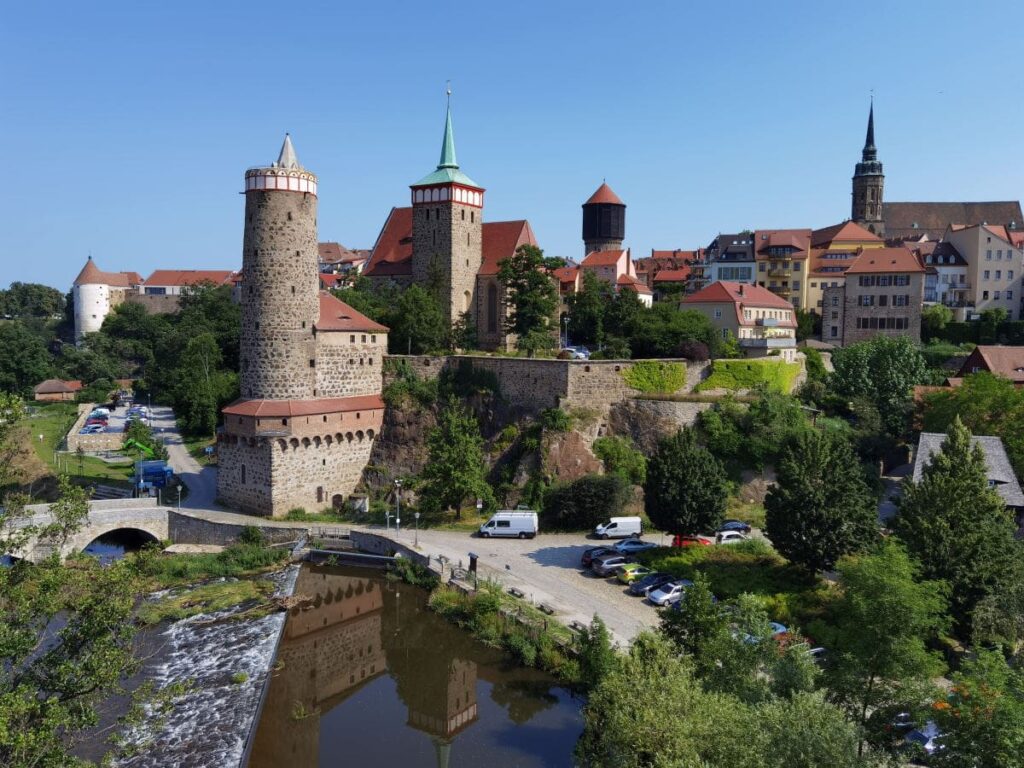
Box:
593;516;642;540
479;510;538;539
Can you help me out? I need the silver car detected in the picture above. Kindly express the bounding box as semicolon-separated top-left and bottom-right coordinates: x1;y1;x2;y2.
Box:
591;554;634;577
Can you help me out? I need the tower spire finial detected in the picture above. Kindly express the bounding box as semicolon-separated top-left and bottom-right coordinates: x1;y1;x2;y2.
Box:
276;133;300;170
438;84;458;170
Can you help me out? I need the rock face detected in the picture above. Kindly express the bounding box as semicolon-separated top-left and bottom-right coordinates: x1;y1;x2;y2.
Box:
607;399;715;455
365;404;437;487
543;430;604;484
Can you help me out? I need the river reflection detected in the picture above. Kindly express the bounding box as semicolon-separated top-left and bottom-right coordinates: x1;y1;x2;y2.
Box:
249;565;583;768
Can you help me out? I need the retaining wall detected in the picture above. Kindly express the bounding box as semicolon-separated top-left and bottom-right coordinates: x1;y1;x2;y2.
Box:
168;511;308;547
65;403;125;453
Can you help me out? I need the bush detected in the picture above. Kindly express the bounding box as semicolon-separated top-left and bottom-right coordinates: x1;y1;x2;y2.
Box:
382;358;439;407
593;435;647;485
540;407;573;432
695;359;801;393
802;347;826;381
674;340;710;361
541;474;631;531
238;526;264;546
621;361;688;394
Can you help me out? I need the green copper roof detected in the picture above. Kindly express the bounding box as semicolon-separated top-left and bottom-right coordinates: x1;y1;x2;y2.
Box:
412;101;480;188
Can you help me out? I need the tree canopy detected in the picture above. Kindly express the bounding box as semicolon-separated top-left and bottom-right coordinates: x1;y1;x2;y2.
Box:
497;244;559;355
417;399;494;518
0;321;53;396
644;428;728;535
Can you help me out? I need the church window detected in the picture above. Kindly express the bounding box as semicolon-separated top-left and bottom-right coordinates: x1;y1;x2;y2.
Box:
487;283;498;332
433;230;436;246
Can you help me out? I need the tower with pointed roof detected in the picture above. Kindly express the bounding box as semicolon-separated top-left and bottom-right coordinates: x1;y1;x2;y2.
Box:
218;135;389;517
410;93;485;328
582;182;626;258
71;256;142;341
852;100;885;236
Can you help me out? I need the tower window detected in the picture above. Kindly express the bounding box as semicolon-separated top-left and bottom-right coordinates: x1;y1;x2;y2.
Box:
309;359;315;367
291;286;295;294
287;211;293;221
470;211;475;223
433;230;436;245
241;465;246;484
435;208;440;218
467;233;470;246
461;210;465;221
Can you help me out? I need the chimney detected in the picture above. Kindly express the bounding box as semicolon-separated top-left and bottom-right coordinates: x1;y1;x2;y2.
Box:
738;284;745;297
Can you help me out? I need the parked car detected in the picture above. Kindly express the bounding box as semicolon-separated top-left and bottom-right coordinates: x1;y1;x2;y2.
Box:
614;539;659;555
628;572;676;596
648;579;693;607
904;721;945;759
85;418;108;427
616;563;655;584
671;535;713;548
769;622;788;636
561;346;591;360
79;424;105;434
716;531;748;545
479;510;539;539
717;519;752;535
593;516;642;539
90;407;111;417
581;546;613;568
591;554;636;577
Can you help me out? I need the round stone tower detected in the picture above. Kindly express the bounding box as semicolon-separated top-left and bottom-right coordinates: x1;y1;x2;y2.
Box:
240;134;321;400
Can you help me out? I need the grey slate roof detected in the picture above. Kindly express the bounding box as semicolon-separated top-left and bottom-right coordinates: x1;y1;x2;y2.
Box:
912;432;1024;507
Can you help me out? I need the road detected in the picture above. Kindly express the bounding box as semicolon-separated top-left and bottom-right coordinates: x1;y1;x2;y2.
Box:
149;405;221;510
366;525;667;645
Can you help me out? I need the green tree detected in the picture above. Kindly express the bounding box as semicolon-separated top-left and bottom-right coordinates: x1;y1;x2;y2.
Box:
794;308;819;342
541;474;631;531
894;417;1020;632
627;304;718;359
659;572;730;671
921;303;953;340
0;281;66;319
932;650;1024;768
450;310;477;351
497;244;559;356
0;393;28;490
417;400;494;519
644;429;728;535
0;321;53;396
759;692;867;768
825;540;948;755
576;615;618;691
566;270;610;347
830;334;928;434
385;284;448;354
765;430;878;572
592;435;647;485
173;332;236;436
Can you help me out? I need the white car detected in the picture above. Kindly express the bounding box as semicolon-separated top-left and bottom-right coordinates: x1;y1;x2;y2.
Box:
716;531;748;545
647;579;692;607
614;539;659;555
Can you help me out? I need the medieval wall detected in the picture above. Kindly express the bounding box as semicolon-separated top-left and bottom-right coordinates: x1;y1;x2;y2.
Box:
315;332;388;398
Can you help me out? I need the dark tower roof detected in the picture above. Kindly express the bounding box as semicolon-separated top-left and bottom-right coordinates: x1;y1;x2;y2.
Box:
854;99;883;177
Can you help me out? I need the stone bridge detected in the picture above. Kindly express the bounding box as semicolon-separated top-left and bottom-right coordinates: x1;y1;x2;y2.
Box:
2;498;339;563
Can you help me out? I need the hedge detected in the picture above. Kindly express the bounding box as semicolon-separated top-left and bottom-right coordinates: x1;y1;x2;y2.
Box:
621;361;688;394
695;359;800;393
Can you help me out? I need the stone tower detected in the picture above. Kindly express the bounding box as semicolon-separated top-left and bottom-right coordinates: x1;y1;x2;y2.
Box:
410;95;484;328
852;100;885;236
240;134;321;400
582;182;626;258
218;135;389;517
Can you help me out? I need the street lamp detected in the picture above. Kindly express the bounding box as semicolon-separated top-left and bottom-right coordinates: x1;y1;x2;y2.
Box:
177;485;182;510
562;315;570;349
414;511;420;547
394;478;402;533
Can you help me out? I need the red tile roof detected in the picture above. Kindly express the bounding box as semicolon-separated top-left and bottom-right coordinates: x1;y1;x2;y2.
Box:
617;274;652;295
364;207;414;277
552;265;579;285
753;229;812;258
144;269;235;287
73;258;141;287
811;221;883;247
319;274;343;289
845;247;926;274
582;249;627;267
683;281;794;310
318;242;370;264
956;346;1024;384
222;394;385;418
33;379;82;394
652;268;691;283
315;291;388;333
479;220;538;276
584;182;624;206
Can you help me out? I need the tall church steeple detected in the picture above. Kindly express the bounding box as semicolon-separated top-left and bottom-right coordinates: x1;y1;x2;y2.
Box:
852;98;885;235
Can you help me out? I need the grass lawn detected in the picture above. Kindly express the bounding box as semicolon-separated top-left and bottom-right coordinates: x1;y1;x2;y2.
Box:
136;578;276;624
25;403;135;492
183;434;217;467
726;497;766;529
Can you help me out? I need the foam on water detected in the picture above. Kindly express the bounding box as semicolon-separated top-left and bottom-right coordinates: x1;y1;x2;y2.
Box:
113;566;299;767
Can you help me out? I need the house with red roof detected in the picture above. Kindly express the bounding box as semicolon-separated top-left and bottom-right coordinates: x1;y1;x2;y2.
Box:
33;378;83;402
752;228;812;310
142;269;236;296
318;242;370;277
805;220;885;313
579;247;652;307
821;247;925;346
682;281;797;360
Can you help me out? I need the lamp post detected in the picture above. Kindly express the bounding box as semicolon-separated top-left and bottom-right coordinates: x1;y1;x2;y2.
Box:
395;478;402;533
177;485;182;510
562;315;569;349
414;511;420;547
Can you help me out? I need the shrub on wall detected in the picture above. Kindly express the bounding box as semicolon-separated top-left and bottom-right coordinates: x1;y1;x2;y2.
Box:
694;359;800;394
620;361;688;394
593;435;647;485
541;474;631;531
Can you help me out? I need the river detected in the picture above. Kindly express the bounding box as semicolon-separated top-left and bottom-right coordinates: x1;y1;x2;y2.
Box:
249;564;584;768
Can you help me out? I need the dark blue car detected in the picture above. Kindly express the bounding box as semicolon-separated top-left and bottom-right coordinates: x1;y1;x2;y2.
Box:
628;572;675;597
717;519;752;535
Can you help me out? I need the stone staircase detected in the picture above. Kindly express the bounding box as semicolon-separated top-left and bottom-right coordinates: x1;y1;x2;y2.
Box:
90;485;133;501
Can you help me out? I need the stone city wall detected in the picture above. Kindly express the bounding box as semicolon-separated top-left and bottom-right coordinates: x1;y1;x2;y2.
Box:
167;510;307;546
315;333;388;398
123;292;183;315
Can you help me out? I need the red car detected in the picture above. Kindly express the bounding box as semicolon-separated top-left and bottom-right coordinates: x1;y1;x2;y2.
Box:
671;535;714;548
85;417;108;427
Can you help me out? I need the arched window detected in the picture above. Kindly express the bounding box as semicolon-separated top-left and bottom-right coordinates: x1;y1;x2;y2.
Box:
464;290;471;312
487;283;498;332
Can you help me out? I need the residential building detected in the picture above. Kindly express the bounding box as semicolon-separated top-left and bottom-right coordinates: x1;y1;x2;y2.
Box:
753;228;811;309
142;270;236;296
33;379;82;402
806;221;885;313
318;242;369;276
705;233;756;285
71;258;143;341
579;248;652;306
822;247;925;345
913;433;1024;513
651;268;691;300
915;241;970;315
636;249;703;289
955;346;1024;385
682;281;797;361
943;223;1023;320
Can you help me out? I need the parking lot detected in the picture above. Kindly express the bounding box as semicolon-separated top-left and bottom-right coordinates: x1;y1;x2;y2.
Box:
79;403;149;435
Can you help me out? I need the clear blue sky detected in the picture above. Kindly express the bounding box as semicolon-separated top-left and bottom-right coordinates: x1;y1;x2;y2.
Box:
2;0;1022;290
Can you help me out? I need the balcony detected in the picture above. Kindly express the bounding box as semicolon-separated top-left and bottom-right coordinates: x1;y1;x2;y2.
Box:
739;335;796;349
767;284;791;295
767;269;789;278
756;317;780;327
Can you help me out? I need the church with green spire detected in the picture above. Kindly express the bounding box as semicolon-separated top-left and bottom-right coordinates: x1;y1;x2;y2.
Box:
363;92;539;350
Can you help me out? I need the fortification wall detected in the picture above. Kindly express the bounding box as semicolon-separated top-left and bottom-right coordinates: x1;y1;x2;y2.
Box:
123;292;182;315
315;333;387;398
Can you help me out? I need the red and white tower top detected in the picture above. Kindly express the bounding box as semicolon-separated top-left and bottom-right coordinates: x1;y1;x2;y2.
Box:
244;134;318;196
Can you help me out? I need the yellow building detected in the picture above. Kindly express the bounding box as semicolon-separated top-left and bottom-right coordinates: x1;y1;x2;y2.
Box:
805;221;885;313
753;229;812;310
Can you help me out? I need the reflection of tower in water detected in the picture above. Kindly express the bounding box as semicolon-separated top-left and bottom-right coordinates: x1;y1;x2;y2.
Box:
249;569;387;768
405;657;478;768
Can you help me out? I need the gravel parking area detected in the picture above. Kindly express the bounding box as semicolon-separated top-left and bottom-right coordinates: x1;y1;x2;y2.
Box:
361;526;674;645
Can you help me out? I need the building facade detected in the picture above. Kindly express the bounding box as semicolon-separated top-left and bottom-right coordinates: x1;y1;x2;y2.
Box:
217;135;388;517
822;247;924;346
943;224;1023;320
682;281;797;360
705;233;756;285
753;229;811;309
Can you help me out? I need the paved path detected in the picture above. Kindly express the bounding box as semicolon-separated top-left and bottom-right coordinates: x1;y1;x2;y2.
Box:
150;405;221;510
362;525;667;645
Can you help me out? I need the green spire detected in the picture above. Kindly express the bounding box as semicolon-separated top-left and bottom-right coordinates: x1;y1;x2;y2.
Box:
438;90;458;169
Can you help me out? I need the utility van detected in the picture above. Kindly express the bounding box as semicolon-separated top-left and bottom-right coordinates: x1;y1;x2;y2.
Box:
593;516;642;540
479;510;538;539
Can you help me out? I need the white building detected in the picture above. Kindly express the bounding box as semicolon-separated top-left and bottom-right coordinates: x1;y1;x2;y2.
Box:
71;258;142;341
